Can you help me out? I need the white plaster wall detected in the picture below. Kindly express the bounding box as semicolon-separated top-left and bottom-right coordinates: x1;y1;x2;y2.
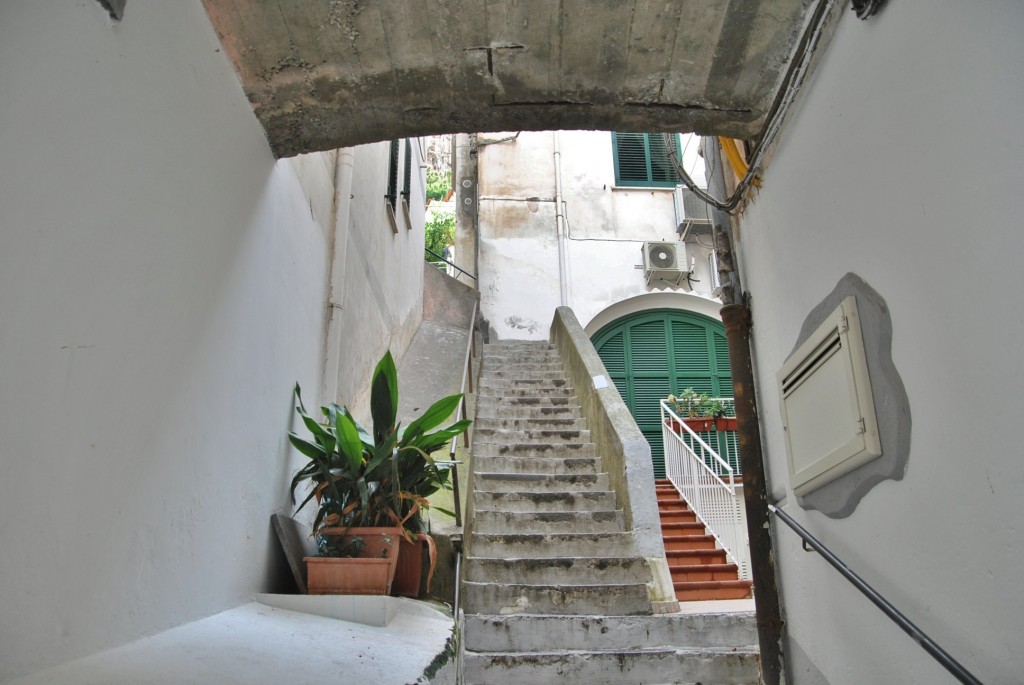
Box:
735;2;1024;682
329;141;426;420
477;131;720;340
0;3;426;680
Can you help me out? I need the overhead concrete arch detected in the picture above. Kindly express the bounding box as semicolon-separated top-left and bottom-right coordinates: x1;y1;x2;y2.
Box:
202;0;822;157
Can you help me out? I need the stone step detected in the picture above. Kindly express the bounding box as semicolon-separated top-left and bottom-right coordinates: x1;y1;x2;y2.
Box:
484;348;560;358
462;581;652;616
462;647;760;685
474;442;597;458
483;341;557;352
479;376;571;389
475;456;602;473
484;363;565;376
475;404;581;420
462;613;758;652
477;386;575;398
674;580;753;601
468;532;637;558
474;416;587;430
464;556;650;585
483;357;562;369
473;471;606;491
473;490;617;513
477;395;575;408
474;427;592;444
473;509;624;535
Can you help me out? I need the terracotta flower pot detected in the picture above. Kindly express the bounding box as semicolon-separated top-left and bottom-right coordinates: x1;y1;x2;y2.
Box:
683;417;714;432
305;526;402;595
304;556;394;595
391;533;438;598
714;417;737;431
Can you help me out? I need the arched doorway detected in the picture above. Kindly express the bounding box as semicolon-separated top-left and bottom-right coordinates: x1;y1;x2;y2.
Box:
592;308;733;477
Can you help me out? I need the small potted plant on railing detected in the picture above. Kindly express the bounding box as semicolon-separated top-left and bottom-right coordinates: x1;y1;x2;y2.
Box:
666;388;715;432
288;351;470;596
709;399;738;432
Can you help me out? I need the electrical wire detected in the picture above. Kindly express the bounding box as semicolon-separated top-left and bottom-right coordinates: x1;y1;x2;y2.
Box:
662;0;837;214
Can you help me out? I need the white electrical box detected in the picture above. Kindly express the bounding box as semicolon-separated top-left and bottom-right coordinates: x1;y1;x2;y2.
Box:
777;296;881;496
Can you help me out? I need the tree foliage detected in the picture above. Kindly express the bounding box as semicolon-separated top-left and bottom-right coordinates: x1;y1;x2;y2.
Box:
425;211;455;260
426;168;451;202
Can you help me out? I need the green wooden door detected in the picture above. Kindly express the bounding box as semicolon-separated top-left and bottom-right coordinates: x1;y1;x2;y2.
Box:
592;310;732;477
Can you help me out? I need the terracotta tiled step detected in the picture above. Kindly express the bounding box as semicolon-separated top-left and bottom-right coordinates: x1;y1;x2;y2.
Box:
666;549;729;566
663;534;718;551
670;563;741;583
674;579;754;601
659;509;698;524
660;521;708;536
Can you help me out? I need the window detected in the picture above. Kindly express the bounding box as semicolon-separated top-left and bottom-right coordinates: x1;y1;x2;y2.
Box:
401;139;412;207
612;132;682;187
385;140;400;212
385;140;400;232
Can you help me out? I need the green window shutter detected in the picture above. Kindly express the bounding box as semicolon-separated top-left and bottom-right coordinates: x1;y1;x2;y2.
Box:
612;132;681;187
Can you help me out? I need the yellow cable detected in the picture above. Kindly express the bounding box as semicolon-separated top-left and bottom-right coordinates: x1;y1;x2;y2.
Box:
718;136;762;188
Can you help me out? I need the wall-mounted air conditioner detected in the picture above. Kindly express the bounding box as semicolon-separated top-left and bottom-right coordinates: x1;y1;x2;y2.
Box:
708;250;722;297
643;241;688;287
674;186;712;241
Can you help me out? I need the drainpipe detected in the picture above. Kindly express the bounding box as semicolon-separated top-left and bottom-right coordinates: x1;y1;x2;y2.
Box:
705;139;784;685
321;148;355;404
553;131;569;307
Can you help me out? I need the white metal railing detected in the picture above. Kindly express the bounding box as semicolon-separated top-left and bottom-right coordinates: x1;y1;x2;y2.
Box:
661;399;750;580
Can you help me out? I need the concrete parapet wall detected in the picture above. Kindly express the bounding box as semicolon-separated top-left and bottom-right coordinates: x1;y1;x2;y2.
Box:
549;307;675;604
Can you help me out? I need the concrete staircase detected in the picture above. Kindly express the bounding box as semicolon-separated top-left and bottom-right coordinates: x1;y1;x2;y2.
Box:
462;340;760;684
656;480;754;602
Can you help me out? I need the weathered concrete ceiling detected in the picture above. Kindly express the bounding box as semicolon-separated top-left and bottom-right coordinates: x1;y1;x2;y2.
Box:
202;0;817;158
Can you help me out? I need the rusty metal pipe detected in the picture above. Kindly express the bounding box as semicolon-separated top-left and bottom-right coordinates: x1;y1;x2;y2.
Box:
704;136;784;685
721;303;784;685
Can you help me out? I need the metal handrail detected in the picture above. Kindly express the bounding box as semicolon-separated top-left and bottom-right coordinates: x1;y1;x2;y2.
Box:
442;300;477;527
424;247;477;281
768;504;983;685
662;400;749;579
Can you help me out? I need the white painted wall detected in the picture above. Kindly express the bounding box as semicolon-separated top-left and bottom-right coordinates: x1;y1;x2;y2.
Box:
736;2;1024;682
328;141;426;420
0;3;426;679
476;131;721;340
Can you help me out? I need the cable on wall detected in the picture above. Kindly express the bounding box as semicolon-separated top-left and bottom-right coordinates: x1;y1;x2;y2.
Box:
663;0;838;213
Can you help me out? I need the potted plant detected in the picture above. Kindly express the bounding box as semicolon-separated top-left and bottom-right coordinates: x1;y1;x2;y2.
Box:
666;388;715;432
709;399;738;432
288;351;470;595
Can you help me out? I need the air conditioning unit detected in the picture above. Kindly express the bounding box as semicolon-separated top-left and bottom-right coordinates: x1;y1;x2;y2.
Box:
674;186;712;240
708;250;722;297
643;241;688;287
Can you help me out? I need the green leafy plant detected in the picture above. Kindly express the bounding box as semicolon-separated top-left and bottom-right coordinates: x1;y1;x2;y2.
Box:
424;210;455;261
666;388;711;417
426;168;451;202
288;351;470;552
707;399;726;418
